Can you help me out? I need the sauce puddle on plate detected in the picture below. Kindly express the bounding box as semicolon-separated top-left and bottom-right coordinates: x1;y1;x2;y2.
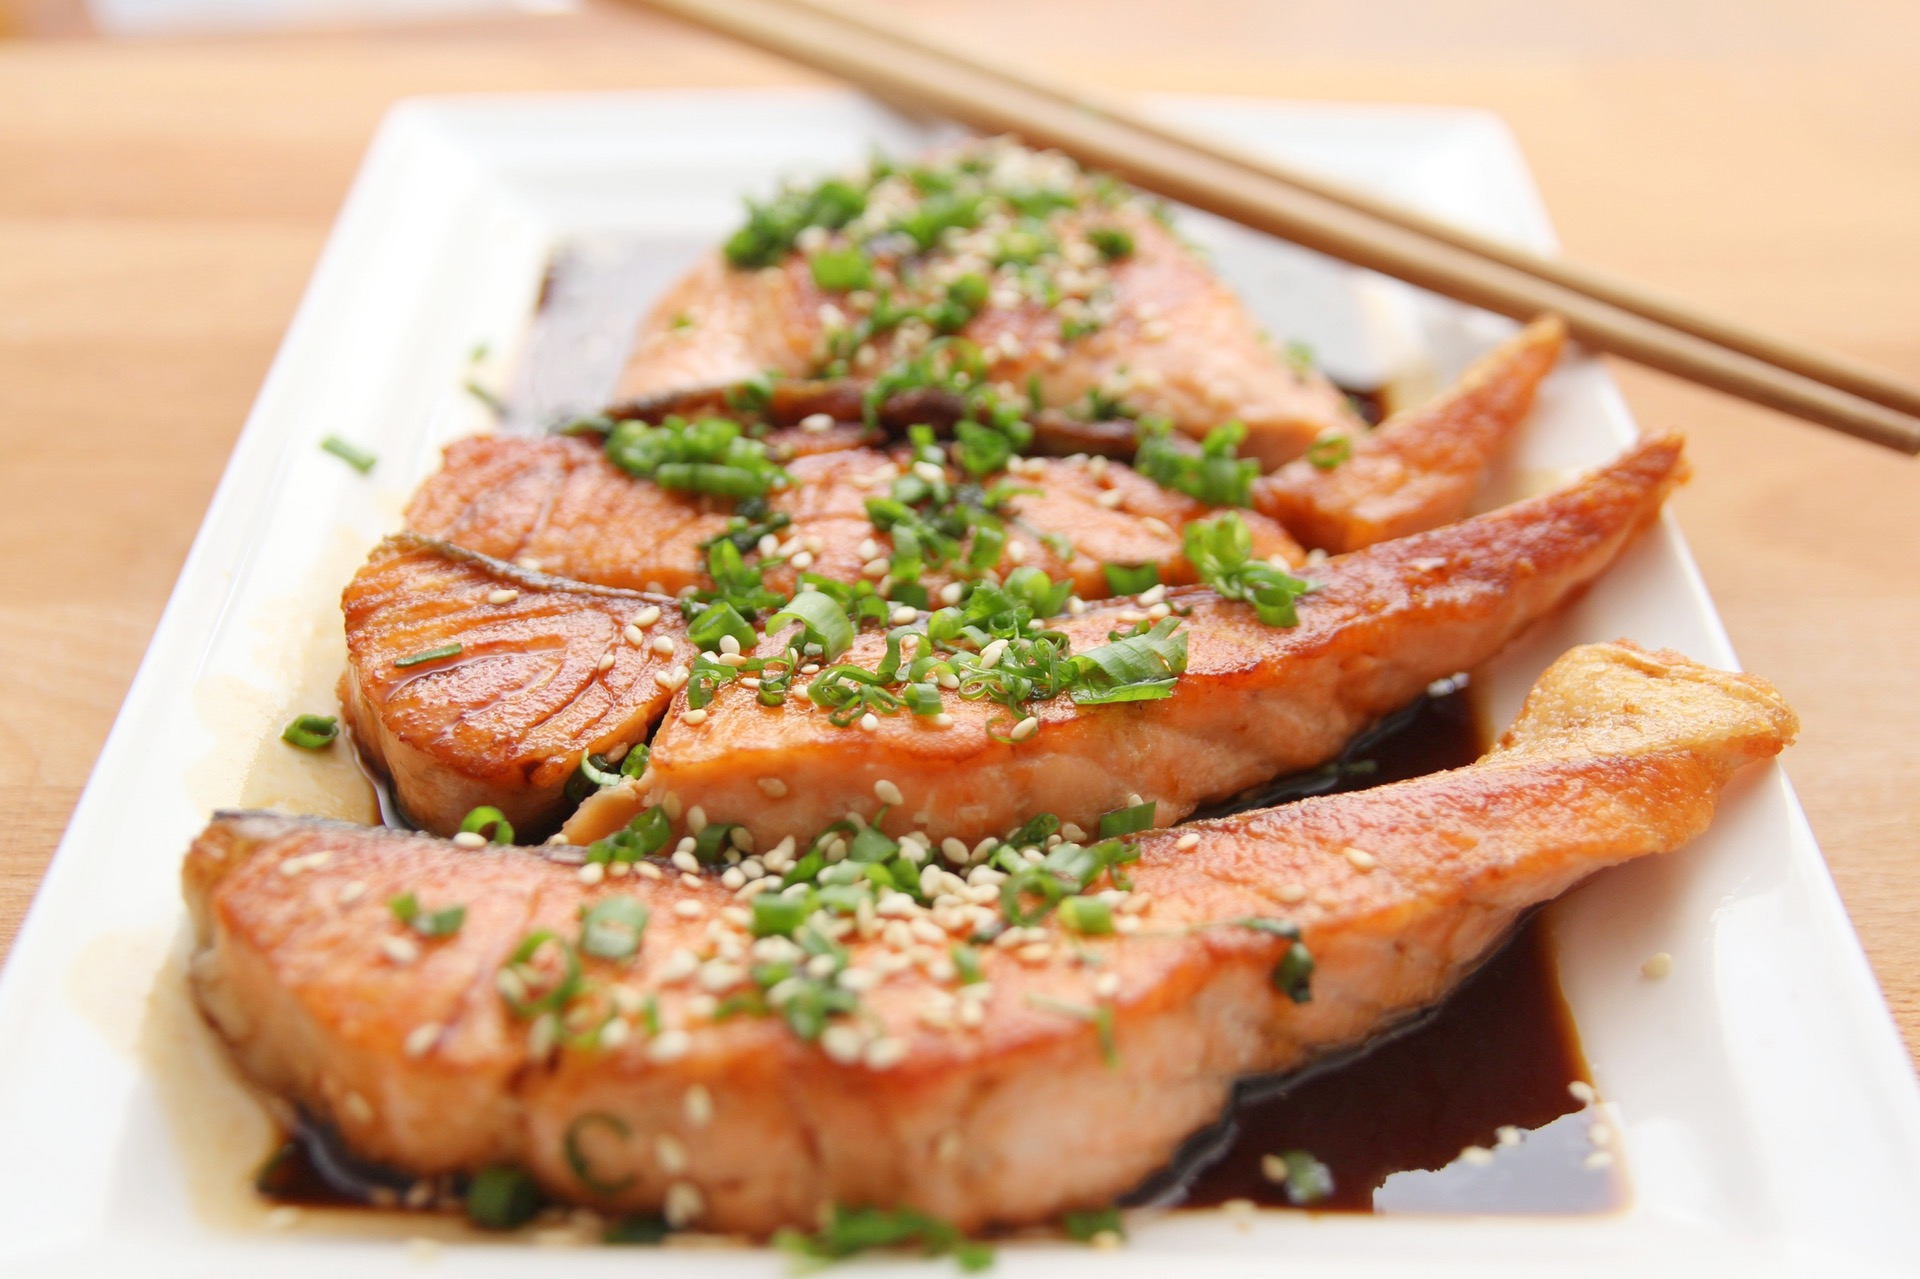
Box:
257;680;1623;1222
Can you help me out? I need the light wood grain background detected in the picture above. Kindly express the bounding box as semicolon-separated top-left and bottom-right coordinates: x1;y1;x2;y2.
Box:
1;0;1916;1057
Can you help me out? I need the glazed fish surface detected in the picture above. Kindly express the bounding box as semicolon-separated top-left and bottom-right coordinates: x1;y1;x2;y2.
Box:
183;641;1796;1236
611;137;1364;468
1255;316;1566;552
405;435;1303;603
339;535;695;839
583;435;1684;850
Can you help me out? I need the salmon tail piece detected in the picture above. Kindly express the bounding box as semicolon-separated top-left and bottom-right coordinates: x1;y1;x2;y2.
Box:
183;640;1792;1237
1254;315;1568;552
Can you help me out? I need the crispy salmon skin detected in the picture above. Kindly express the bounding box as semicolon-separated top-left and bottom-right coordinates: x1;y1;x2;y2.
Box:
614;137;1362;467
339;535;694;839
184;641;1794;1236
595;435;1685;850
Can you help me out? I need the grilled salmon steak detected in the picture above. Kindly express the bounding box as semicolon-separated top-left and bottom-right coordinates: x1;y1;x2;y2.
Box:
405;434;1303;601
339;535;696;839
611;137;1363;468
183;641;1795;1236
598;435;1684;851
1255;316;1567;552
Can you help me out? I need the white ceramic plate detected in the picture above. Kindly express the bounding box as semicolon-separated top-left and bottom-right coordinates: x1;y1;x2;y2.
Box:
3;90;1918;1279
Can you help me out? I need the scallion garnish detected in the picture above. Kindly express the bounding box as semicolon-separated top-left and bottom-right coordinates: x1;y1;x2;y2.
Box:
1086;225;1135;261
1274;1149;1335;1205
809;246;873;292
563;1112;636;1194
497;930;583;1018
1097;801;1156;838
388;892;466;938
579;896;649;961
1306;432;1353;470
1273;941;1316;1004
584;808;671;865
603;1214;670;1245
1101;563;1159;596
1183;512;1313;627
394;643;461;668
1135;417;1258;507
604;415;789;500
465;1166;541;1230
280;714;338;750
1063;1204;1126;1242
767;590;855;663
459;805;515;845
687;600;757;653
1057;895;1114;935
774;1204;993;1272
320;435;377;474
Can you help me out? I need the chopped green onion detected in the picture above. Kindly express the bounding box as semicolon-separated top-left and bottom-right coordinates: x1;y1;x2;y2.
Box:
1306;432;1352;470
1273;941;1315;1004
320;435;377;474
1183;512;1313;627
1102;563;1159;596
388;892;465;938
1069;617;1187;705
280;714;338;750
563;1112;636;1194
1135;417;1257;507
579;896;650;960
577;753;624;790
951;945;985;985
394;643;461;668
751;892;811;938
459;805;515;844
585;808;671;865
465;1166;541;1230
1063;1204;1125;1242
687;600;757;653
603;1214;670;1245
768;590;855;663
1274;1149;1335;1206
464;379;506;416
809;247;874;292
498;930;583;1018
1057;895;1114;935
1097;801;1156;838
604;415;788;500
774;1204;993;1272
1086;226;1135;261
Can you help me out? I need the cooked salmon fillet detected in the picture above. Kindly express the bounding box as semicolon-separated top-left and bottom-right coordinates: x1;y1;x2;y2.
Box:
1255;316;1567;552
339;535;695;839
613;139;1362;468
599;435;1684;851
405;434;1302;601
183;640;1794;1236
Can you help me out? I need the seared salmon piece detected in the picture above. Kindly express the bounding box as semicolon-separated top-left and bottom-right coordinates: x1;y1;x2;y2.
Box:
607;436;1685;852
183;641;1794;1235
339;535;695;839
1255;316;1568;552
406;435;1301;602
615;139;1362;469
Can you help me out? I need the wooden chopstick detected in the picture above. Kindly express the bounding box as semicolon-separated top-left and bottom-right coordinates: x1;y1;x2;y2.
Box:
767;0;1920;428
630;0;1920;456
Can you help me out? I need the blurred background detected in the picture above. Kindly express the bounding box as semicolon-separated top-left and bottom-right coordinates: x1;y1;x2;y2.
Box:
1;0;1917;1043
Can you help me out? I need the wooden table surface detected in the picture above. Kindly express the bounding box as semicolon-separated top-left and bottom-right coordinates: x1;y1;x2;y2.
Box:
2;0;1916;1057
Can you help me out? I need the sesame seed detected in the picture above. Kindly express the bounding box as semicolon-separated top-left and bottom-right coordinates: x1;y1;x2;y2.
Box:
1589;1122;1614;1148
596;652;616;673
1220;1198;1256;1215
671;850;700;874
940;837;970;864
650;636;675;656
515;557;543;571
486;589;519;606
1094;489;1123;510
380;936;420;965
938;581;965;605
450;831;487;851
631;604;661;628
684;1084;713;1127
820;1025;866;1064
889;605;919;625
935;1131;962;1163
1459;1145;1495;1166
1568;1080;1597;1105
337;880;368;905
1277;882;1308;904
636;861;663;880
791;551;815;571
1496;1125;1523;1147
1009;716;1040;742
720;867;745;890
1641;951;1673;979
1584;1150;1615;1170
683;708;708;725
1094;972;1121;998
664;1181;704;1227
1175;832;1200;851
699;961;745;993
673;900;706;920
865;1037;908;1070
800;412;835;432
648;1029;691;1063
687;806;708;834
859;712;880;732
404;1023;441;1058
265;1205;303;1229
599;1018;631;1050
656;1133;689;1174
862;557;890;577
1137;584;1167;606
678;873;701;889
978;639;1008;668
624;624;646;645
405;1237;441;1264
1142;516;1173;537
874;779;905;806
1259;1153;1288;1184
528;1012;558;1058
1344;846;1378;873
341;1090;374;1124
757;776;788;798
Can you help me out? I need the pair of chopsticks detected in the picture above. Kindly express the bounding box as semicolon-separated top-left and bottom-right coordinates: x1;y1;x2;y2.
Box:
631;0;1920;456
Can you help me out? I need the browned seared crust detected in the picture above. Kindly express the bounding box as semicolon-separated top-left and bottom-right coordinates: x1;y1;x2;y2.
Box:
615;208;1363;469
183;640;1794;1235
619;435;1686;852
405;434;1302;603
1255;316;1567;552
339;535;694;838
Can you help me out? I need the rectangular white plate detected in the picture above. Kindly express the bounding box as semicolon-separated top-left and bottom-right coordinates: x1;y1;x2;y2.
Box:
4;90;1918;1279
